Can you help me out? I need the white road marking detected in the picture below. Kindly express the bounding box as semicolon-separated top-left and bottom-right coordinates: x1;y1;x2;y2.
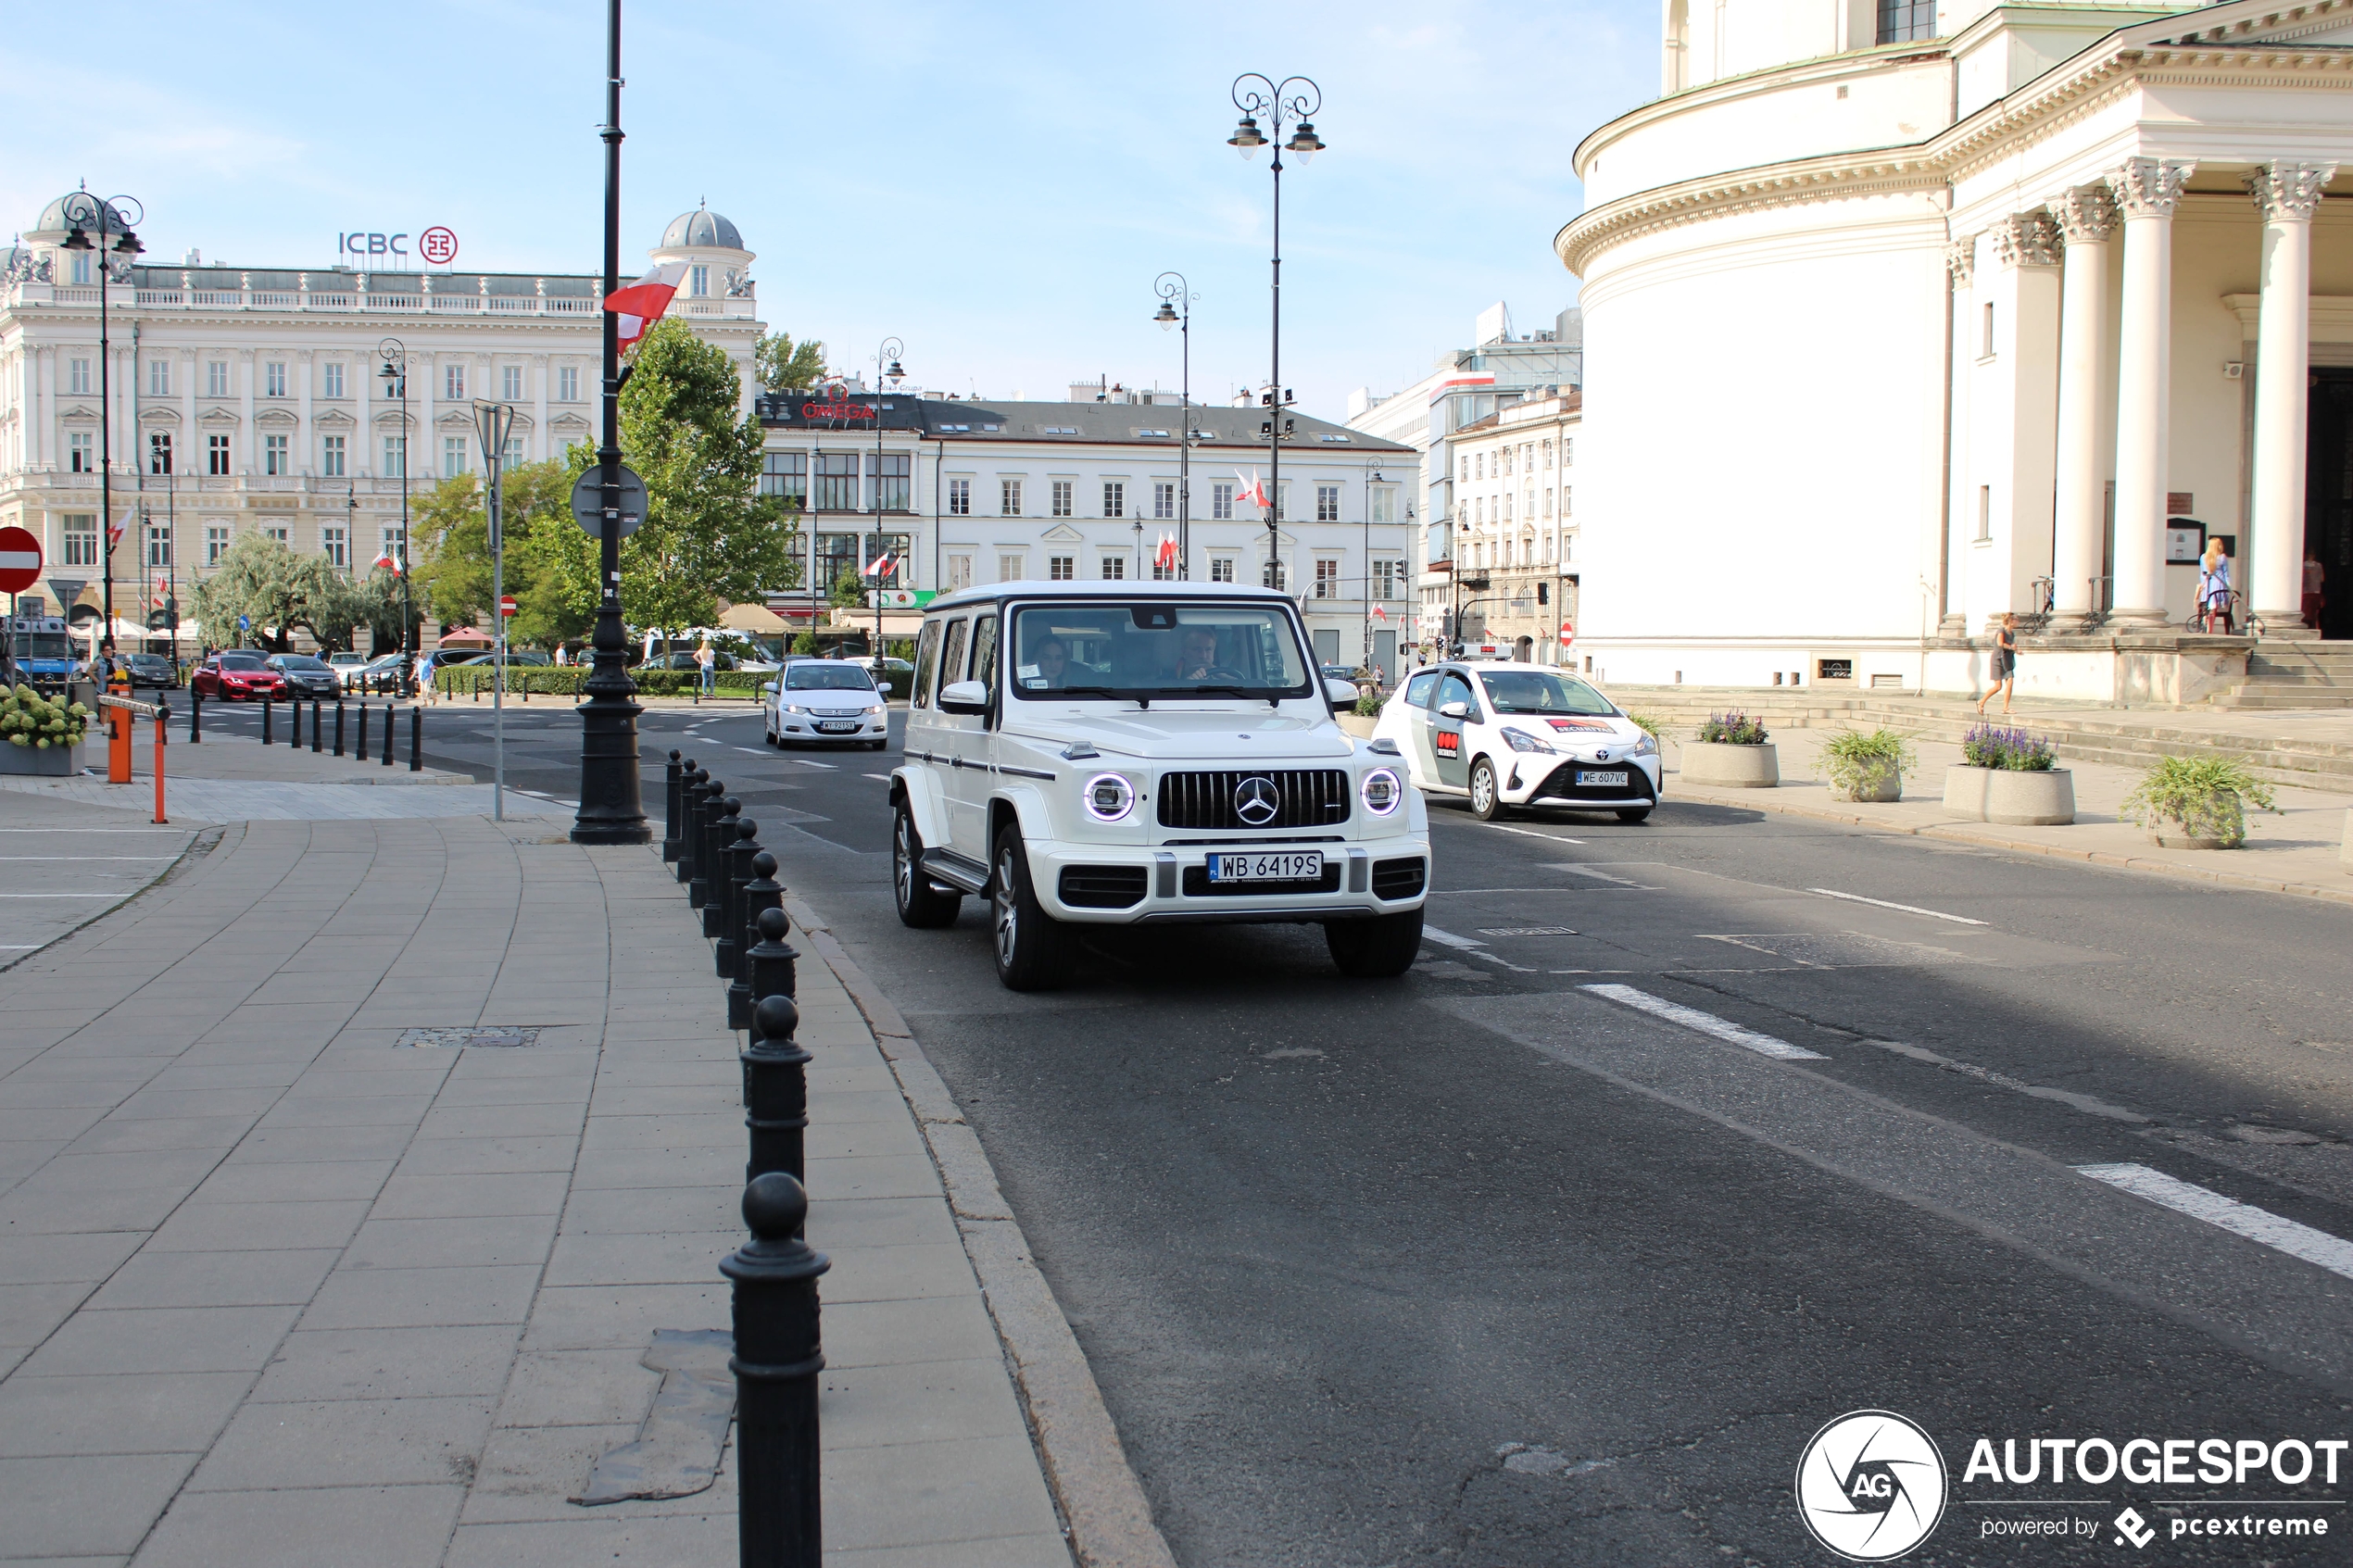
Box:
2076;1162;2353;1281
862;773;890;782
1579;984;1829;1060
1479;927;1578;937
1555;865;1639;885
736;746;768;755
1864;1038;2147;1123
1807;887;1986;926
1423;926;1487;951
1480;822;1587;846
795;759;838;770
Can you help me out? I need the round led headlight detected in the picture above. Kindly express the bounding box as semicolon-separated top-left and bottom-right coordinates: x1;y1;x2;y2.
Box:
1361;766;1402;816
1083;771;1135;822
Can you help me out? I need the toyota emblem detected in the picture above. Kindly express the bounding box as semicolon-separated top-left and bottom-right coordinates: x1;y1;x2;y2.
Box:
1596;748;1610;761
1233;774;1280;826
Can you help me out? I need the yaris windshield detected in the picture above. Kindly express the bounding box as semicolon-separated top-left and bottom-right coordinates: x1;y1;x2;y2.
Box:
1010;601;1312;700
1478;670;1617;716
785;665;875;691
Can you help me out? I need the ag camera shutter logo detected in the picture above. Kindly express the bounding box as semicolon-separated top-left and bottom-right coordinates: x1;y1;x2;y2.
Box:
1794;1410;1948;1561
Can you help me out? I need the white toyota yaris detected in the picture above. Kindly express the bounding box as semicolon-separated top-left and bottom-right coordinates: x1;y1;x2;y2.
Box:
1369;660;1662;822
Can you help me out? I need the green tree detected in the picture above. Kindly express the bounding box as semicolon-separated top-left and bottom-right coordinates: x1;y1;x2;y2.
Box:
754;330;826;392
189;534;357;651
549;317;800;639
830;566;867;609
410;463;584;648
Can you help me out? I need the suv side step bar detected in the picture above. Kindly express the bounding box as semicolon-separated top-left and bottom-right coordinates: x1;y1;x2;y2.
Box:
920;849;990;895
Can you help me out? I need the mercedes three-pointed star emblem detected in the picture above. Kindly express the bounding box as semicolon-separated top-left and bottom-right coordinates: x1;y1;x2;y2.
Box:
1234;774;1280;826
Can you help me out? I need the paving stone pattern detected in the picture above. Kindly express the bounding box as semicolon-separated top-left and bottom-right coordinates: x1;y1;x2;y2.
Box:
0;812;1069;1567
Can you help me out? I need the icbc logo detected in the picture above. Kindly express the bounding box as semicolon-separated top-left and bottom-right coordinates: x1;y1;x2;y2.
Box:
418;227;459;266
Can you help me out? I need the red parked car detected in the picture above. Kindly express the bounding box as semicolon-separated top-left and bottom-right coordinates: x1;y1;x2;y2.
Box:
191;649;289;701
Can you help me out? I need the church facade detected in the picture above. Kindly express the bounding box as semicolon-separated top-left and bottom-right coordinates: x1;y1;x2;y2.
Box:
1559;0;2353;699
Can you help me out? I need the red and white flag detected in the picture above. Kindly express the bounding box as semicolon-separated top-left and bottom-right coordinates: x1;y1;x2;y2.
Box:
371;548;403;575
1155;533;1177;571
862;548;897;579
1238;470;1271;510
603;263;688;353
1371;603;1388;621
108;508;135;552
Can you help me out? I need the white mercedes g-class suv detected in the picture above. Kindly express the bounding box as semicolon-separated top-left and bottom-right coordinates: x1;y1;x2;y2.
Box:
888;581;1431;990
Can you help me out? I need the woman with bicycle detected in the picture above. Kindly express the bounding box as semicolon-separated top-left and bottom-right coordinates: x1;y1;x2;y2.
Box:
2196;539;2234;633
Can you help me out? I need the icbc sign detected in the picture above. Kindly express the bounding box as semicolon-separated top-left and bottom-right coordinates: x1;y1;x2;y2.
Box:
335;227;459;263
419;227;459;265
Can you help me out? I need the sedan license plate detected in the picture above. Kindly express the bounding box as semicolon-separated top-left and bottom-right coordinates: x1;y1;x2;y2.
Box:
814;720;860;734
1207;851;1324;884
1575;770;1629;787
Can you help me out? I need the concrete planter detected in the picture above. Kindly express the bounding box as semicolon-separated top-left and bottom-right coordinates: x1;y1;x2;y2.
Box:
1831;771;1903;803
1942;765;2076;825
0;739;83;776
1681;741;1778;788
2148;793;2246;850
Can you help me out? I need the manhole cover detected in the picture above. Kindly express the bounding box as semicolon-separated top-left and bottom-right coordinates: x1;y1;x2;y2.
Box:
398;1026;541;1049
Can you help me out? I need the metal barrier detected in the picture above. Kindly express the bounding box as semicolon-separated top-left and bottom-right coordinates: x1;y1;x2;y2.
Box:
95;694;170;824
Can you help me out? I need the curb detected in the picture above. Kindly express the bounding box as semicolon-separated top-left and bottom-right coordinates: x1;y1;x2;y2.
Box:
782;896;1179;1568
1665;783;2353;909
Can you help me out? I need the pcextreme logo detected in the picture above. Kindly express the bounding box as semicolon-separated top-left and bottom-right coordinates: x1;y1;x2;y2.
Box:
1795;1411;1950;1562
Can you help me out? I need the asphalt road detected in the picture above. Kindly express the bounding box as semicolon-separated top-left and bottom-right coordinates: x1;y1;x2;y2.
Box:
204;694;2353;1564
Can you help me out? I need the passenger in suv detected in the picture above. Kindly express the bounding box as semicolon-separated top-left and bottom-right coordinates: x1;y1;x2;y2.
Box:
888;582;1431;991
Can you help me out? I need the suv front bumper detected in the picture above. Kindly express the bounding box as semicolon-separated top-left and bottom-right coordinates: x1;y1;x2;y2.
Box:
1024;838;1430;925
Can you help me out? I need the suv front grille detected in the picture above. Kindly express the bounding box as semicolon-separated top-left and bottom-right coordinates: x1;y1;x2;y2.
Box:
1059;866;1148;909
1156;770;1351;832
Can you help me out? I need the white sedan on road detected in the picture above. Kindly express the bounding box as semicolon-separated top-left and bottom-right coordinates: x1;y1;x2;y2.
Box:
763;659;890;749
1370;660;1662;822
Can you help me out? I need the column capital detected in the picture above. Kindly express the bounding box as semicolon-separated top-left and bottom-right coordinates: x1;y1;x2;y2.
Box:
1993;211;2062;269
2108;157;2195;219
2246;159;2335;223
2054;185;2120;245
1946;234;1978;288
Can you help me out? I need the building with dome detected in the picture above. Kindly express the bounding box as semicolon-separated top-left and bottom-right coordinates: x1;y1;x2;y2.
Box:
1558;0;2353;699
0;202;761;628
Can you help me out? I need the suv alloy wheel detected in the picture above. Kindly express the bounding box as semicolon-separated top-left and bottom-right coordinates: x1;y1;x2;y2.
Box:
892;804;962;928
991;825;1066;991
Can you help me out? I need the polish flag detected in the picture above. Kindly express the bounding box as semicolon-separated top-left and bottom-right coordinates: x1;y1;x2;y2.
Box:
151;585;169;608
108;508;135;552
1371;603;1388;621
371;548;402;575
1155;533;1177;571
862;549;897;579
603;263;688;353
1238;470;1270;510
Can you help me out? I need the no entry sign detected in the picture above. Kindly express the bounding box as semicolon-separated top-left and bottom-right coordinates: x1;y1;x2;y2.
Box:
0;526;42;595
499;596;518;618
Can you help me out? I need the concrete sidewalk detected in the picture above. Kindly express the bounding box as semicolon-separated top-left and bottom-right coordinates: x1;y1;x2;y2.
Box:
0;805;1114;1566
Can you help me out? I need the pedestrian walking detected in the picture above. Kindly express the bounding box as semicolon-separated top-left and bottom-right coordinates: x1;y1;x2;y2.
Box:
1979;611;2019;716
2305;548;2327;631
2196;538;2233;633
697;638;717;698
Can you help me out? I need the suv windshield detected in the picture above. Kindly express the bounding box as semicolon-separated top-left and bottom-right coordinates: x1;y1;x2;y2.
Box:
785;664;875;692
1009;600;1311;700
1478;670;1616;716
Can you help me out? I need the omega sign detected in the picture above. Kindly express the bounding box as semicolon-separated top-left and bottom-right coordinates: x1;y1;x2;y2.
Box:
336;227;459;264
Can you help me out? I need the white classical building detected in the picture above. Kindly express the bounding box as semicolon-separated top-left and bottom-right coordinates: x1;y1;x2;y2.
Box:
1447;392;1584;664
1559;0;2353;699
0;199;761;625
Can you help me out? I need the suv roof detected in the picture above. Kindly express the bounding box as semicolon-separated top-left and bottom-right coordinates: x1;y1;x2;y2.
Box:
925;579;1293;615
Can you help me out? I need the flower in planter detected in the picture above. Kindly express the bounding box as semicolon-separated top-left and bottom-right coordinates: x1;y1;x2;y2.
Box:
2120;755;2277;847
1696;709;1768;746
1960;723;2057;771
1822;727;1916;798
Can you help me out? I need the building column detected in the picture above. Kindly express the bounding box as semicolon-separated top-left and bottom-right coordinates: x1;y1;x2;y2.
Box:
2246;159;2334;633
2106;157;2193;627
1941;234;1977;633
2052;186;2119;616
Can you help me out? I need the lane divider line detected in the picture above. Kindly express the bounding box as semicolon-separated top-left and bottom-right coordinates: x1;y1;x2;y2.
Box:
2075;1162;2353;1282
1478;822;1588;845
1579;983;1829;1060
1807;887;1986;926
1421;925;1538;972
1865;1039;2147;1124
1555;865;1641;886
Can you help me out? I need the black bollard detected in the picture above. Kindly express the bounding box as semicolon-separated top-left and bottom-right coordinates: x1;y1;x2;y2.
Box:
735;884;796;1035
717;818;759;981
333;699;346;757
189;690;201;744
702;799;743;938
688;778;724;910
261;699;273;746
382;703;395;765
674;762;702;885
741;994;809;1180
409;706;422;771
721;1173;827;1567
357;702;369;760
661;750;683;863
311;700;323;753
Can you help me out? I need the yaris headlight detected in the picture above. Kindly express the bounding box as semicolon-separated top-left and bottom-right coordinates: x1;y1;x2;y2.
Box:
1627;731;1658;757
1500;726;1556;754
1083;771;1136;822
1361;767;1403;816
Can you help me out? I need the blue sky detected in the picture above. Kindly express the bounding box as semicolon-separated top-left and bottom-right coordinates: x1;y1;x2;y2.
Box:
4;2;1651;420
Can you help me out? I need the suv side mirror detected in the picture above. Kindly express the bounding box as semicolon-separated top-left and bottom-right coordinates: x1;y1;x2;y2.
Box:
1324;676;1359;713
938;679;989;716
1437;700;1469;720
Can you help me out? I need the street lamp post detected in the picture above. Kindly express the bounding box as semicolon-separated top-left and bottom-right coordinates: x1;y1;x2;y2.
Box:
1227;76;1325;588
376;340;415;685
57;190;144;662
871;338;904;659
1153;273;1196;580
574;0;650;844
1363;465;1383;677
473;401;518;822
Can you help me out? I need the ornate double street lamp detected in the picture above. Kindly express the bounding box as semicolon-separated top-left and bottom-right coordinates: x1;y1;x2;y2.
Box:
870;338;904;658
1227;76;1325;586
574;0;650;845
1152;273;1197;580
56;190;144;654
376;339;415;688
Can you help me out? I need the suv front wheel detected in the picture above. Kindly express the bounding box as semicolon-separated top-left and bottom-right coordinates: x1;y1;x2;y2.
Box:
991;825;1066;991
892;804;963;928
1326;908;1425;978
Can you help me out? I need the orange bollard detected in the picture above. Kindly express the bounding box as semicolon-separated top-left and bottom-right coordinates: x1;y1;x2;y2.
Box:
153;707;168;824
107;708;132;784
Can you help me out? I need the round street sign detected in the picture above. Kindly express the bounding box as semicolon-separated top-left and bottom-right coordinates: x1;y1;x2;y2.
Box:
0;526;42;595
571;466;648;539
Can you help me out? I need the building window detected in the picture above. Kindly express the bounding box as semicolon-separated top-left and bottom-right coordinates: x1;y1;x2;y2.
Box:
381;526;404;566
445;363;466;401
691;265;711;297
149;433;172;475
501;437;522;472
70;253;93;285
208;361;231;397
205;525;231;565
265;433;290;475
208;434;232;475
265;362;288;398
1261;559;1287;591
321;434;346;478
1543;489;1554;518
814;533;860;588
444;436;468;478
1151;557;1176;582
1212;483;1235;521
813;453;859;510
69;433;94;472
867;452;911;511
148;358;170;397
1978;484;1992;541
560;366;580;401
1563;486;1572;517
69;358;91;395
1101;557;1126;580
1982;301;1995;358
1474;453;1484;481
383;436;406;477
1316;484;1340;522
63;516;98;566
1877;0;1935;43
1049;555;1075;581
947;478;971;516
321;526;346;569
948;554;974;590
1210;557;1236;583
1375;558;1404;599
1051;481;1074;518
322;362;345;399
145;524;171;570
1154;482;1175;520
1000;479;1022;516
760;451;808;506
1101;482;1125;518
1315;558;1340;597
261;524;289;545
1371;487;1394;524
502;365;523;402
1563;438;1575;467
998;553;1024;583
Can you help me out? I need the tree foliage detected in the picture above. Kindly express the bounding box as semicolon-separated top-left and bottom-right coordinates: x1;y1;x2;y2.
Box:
754;329;826;392
189;533;376;651
410;465;585;649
